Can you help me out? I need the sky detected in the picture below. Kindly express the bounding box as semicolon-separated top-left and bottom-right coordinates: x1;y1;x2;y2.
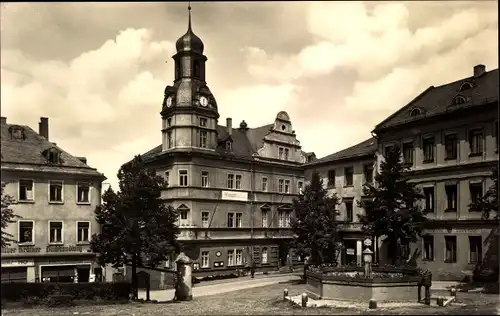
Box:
1;1;498;189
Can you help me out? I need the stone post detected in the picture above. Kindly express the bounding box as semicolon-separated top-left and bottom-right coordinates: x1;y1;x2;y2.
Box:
174;252;193;301
283;288;288;301
301;292;308;307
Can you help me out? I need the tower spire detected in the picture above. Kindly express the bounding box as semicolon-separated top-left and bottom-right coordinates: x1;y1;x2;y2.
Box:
188;2;192;31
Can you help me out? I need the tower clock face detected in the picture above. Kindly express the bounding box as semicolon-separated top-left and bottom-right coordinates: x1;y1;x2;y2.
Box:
166;96;173;107
200;96;209;107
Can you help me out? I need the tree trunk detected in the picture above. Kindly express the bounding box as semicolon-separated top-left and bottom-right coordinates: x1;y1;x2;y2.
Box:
131;254;138;300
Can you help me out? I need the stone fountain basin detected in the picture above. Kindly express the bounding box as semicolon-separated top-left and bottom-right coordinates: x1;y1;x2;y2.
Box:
306;271;421;303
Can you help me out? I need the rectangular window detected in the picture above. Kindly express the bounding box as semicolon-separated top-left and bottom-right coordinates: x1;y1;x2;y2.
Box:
298;181;303;194
284;180;290;193
199;131;208;148
19;179;34;201
201;212;209;228
469;236;482;264
284;212;291;227
165;172;170;187
469;182;483;206
402;142;414;165
445;236;457;263
344;167;353;186
384;145;394;157
236;250;243;265
422;235;434;261
179;170;188;187
228;250;234;266
363;164;373;184
278;211;284;228
261;177;268;192
235;213;242;228
201;251;209;268
49;181;63;202
201;171;209;187
180;210;188;220
444;134;458;160
423;137;435;162
327;170;336;187
278;147;284;159
469;129;483;155
167;118;172;127
49;221;63;244
227;174;234;189
77;222;90;243
345;200;353;222
77;182;90;203
262;210;268;228
227;212;234;228
18;221;34;244
167;131;173;149
199;117;207;127
445;184;457;212
278;179;284;193
423;187;434;212
235;175;242;189
284;148;290;160
261;248;268;264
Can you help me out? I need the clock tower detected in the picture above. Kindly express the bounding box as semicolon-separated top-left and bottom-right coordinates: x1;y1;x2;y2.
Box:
160;5;219;152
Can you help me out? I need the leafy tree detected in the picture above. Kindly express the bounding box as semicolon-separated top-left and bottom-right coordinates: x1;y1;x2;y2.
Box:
290;171;341;266
1;182;20;248
91;155;179;299
469;166;498;220
358;145;426;266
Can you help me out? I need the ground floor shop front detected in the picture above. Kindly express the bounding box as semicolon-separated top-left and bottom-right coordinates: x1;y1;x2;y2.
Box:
1;254;102;283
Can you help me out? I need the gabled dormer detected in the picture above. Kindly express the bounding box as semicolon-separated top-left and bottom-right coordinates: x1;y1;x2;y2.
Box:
218;135;233;152
42;147;63;164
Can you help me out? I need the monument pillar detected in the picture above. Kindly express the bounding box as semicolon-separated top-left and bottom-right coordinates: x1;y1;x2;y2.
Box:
174;252;193;301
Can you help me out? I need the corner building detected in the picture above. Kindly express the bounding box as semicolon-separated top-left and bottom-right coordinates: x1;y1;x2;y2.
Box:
1;117;106;283
373;65;498;280
139;11;314;277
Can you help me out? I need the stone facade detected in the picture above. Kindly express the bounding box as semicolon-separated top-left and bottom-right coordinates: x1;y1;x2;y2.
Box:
1;117;106;283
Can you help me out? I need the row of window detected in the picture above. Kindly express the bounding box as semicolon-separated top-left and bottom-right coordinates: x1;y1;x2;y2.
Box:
199;248;270;268
180;210;293;228
15;180;91;203
16;220;91;244
422;181;485;213
389;122;498;165
422;235;482;264
165;171;304;193
326;164;374;188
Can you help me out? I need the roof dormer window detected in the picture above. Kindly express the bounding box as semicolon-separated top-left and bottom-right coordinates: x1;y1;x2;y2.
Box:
409;108;421;117
459;81;473;91
226;141;232;151
453;95;467;105
43;148;62;164
8;126;26;140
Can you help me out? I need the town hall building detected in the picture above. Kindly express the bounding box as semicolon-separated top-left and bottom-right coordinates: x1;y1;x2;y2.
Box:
133;7;314;282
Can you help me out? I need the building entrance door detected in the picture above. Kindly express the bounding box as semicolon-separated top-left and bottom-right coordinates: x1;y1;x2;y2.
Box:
343;240;357;266
278;242;289;267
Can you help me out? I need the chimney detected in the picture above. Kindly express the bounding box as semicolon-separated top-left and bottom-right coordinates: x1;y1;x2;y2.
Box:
39;117;49;140
226;117;232;135
0;117;6;124
474;64;486;78
77;157;87;164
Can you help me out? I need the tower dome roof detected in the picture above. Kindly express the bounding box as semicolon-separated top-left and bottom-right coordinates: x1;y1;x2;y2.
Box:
175;6;204;54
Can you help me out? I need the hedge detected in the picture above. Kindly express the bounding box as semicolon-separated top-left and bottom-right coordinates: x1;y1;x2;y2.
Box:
1;282;132;302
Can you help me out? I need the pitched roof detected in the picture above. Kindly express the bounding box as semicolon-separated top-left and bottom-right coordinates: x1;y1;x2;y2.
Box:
307;137;376;166
1;121;104;177
142;123;289;161
374;68;499;131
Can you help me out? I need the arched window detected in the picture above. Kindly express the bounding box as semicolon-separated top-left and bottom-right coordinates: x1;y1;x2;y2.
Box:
453;96;467;105
409;108;421;117
459;82;473;91
193;60;200;78
261;247;268;264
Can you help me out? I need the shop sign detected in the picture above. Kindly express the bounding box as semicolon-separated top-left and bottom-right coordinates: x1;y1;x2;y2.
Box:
221;190;248;201
346;248;355;255
1;259;35;267
1;247;42;254
2;245;87;254
46;245;85;253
